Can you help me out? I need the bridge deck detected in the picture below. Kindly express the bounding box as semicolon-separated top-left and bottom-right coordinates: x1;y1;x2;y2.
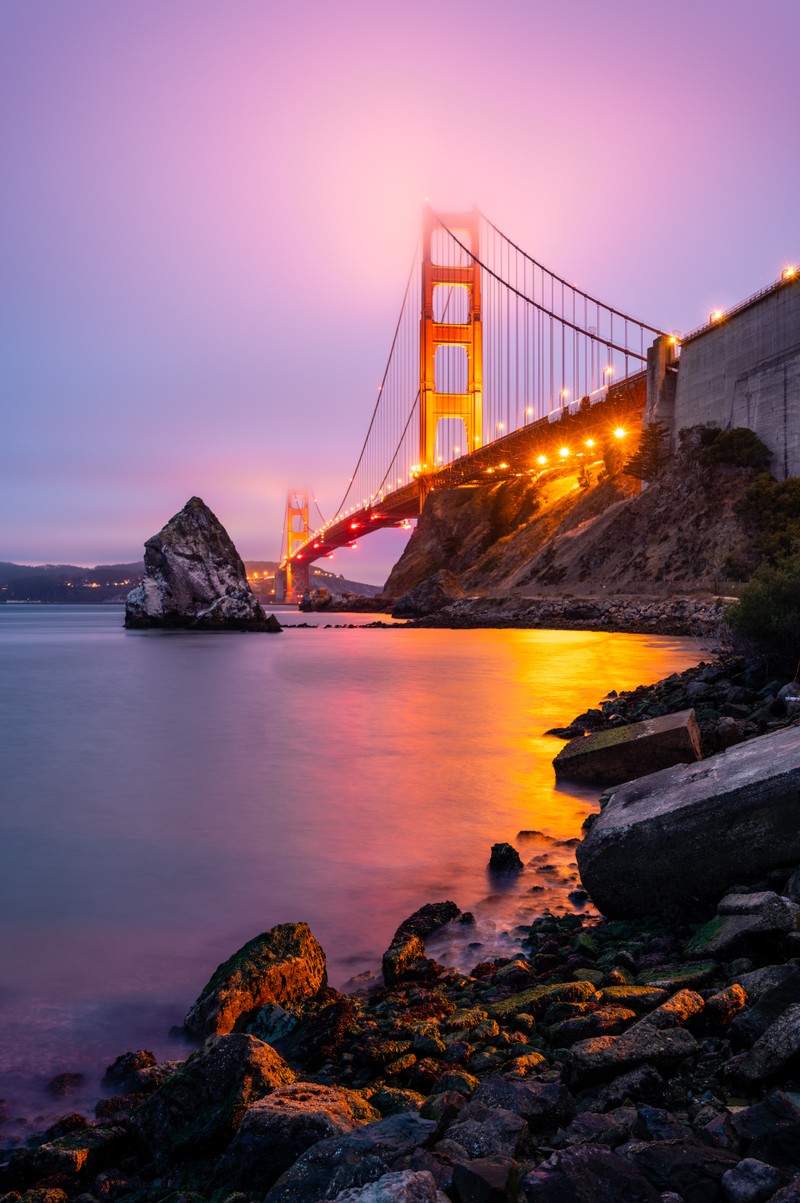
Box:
289;373;646;569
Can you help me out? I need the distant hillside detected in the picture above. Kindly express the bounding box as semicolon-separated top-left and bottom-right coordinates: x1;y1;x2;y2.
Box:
384;430;763;600
0;560;381;604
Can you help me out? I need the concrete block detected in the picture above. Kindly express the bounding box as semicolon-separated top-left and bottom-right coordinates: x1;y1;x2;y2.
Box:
553;708;702;786
575;725;800;917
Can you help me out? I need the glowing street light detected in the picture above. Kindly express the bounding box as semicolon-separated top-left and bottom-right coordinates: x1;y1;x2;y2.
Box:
614;427;627;440
783;266;798;281
559;446;570;458
585;438;595;449
536;454;548;466
710;309;724;323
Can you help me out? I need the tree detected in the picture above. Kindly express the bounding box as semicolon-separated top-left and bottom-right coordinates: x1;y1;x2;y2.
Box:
725;553;800;670
623;421;669;482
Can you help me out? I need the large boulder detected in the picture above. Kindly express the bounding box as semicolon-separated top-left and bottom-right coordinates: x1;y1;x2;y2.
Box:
132;1033;294;1162
553;709;702;786
576;726;800;917
185;922;327;1038
125;496;279;630
263;1113;437;1203
218;1083;381;1190
391;570;465;619
382;902;460;987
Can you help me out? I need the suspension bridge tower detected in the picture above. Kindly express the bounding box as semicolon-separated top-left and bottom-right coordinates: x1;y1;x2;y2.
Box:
277;489;309;604
419;207;483;489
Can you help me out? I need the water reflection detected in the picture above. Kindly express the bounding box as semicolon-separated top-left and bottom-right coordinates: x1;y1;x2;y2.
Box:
0;606;703;1124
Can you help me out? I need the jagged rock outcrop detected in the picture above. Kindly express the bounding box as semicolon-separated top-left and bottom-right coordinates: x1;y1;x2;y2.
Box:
185;922;327;1038
125;496;280;631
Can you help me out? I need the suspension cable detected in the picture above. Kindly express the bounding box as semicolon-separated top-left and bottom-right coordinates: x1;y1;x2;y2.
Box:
332;240;419;518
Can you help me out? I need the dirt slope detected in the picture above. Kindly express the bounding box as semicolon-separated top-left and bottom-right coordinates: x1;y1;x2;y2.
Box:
384;438;757;599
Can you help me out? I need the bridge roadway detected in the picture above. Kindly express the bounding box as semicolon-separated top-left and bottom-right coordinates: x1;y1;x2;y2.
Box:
290;372;646;570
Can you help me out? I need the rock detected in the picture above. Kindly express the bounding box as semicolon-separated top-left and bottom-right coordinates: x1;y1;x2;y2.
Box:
618;1138;739;1199
125;496;277;631
218;1083;380;1190
720;1158;788;1203
568;1024;697;1086
444;1102;527;1159
133;1032;295;1161
102;1050;157;1091
32;1126;130;1179
382;902;460;987
686;892;800;958
588;1065;667;1112
45;1073;85;1097
553;709;702;786
472;1076;576;1131
576;726;800;916
263;1113;437;1203
548;1007;637;1047
184;922;327;1037
729;962;800;1043
727;1005;800;1085
730;1092;800;1168
520;1144;662;1202
488;843;524;872
391;570;465;619
487;980;598;1021
320;1169;449;1202
451;1156;518;1203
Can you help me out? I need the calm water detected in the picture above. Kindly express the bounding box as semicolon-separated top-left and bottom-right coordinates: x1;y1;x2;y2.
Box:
0;605;703;1131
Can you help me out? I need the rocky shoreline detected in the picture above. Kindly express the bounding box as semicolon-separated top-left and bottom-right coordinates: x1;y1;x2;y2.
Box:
4;658;800;1203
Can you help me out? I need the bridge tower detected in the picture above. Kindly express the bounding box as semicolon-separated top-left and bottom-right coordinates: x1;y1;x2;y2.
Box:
420;207;483;486
280;489;309;604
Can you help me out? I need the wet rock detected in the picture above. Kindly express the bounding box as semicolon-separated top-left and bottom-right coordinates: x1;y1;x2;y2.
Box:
451;1156;518;1203
218;1083;380;1190
45;1073;85;1098
487;980;598;1021
587;1065;667;1112
444;1102;527;1160
102;1050;157;1092
729;963;800;1043
133;1033;295;1162
125;496;276;630
720;1158;789;1203
488;843;523;873
553;709;702;787
184;922;327;1038
320;1169;449;1202
618;1138;739;1200
520;1143;661;1202
685;892;800;959
568;1023;697;1086
726;1005;800;1085
391;570;465;619
382;903;460;988
263;1113;437;1203
730;1092;800;1167
472;1076;575;1131
31;1126;130;1180
548;1006;636;1047
576;726;800;917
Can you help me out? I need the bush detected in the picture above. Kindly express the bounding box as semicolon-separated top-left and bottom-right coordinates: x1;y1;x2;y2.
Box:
726;554;800;667
701;427;773;471
623;420;669;482
735;473;800;563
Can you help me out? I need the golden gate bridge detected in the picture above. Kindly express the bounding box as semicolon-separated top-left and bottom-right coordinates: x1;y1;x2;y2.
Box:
277;207;669;601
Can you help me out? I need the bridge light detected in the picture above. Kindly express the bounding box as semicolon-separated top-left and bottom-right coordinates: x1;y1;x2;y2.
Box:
496;422;504;431
614;427;627;439
783;266;798;281
560;388;569;399
585;438;596;449
499;462;508;469
710;308;724;323
668;335;679;345
536;454;548;465
454;446;460;455
326;553;334;559
559;447;570;458
603;366;614;377
486;467;494;474
526;406;534;416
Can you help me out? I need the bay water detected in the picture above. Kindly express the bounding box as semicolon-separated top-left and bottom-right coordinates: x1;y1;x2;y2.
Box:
0;605;703;1131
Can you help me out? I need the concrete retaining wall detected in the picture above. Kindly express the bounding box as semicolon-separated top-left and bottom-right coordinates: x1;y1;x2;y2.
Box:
669;278;800;478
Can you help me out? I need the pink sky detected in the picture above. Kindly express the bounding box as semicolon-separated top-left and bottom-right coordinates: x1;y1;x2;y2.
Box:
2;0;798;584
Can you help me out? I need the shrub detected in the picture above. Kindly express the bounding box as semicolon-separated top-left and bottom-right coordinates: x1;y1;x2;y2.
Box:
623;420;669;482
726;554;800;667
735;473;800;563
701;427;773;471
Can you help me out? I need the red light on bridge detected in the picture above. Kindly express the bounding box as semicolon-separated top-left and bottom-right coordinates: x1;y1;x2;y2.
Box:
296;554;304;561
350;522;360;530
348;542;358;550
326;553;334;559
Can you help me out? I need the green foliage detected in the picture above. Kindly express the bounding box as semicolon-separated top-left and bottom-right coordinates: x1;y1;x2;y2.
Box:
623;421;669;482
577;464;591;490
700;427;773;471
735;473;800;563
726;553;800;665
602;441;626;477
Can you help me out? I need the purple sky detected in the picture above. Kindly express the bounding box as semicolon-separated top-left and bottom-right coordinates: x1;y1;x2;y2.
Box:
2;0;798;584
